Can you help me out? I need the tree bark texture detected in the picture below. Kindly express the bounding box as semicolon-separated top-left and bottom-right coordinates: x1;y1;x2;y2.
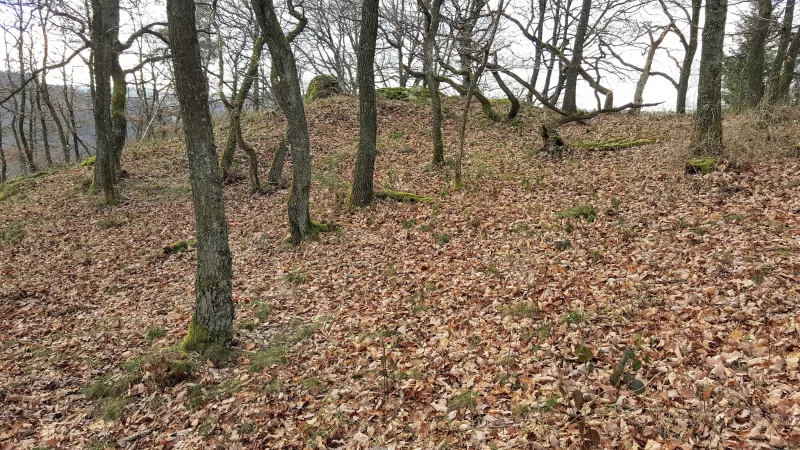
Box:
350;0;379;207
167;0;234;351
420;0;445;165
692;0;727;156
743;0;772;107
252;0;314;244
562;0;591;113
91;0;120;203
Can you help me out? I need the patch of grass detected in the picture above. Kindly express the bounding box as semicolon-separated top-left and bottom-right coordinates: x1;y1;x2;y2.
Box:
254;303;274;320
145;325;167;343
0;222;26;244
201;344;237;367
284;270;309;285
504;302;538;319
512;403;532;416
402;218;417;229
685;158;716;175
433;233;451;245
0;177;35;202
301;376;326;395
447;390;478;411
562;311;586;325
555;239;571;251
249;346;288;372
724;213;747;223
556;205;597;222
97;397;129;420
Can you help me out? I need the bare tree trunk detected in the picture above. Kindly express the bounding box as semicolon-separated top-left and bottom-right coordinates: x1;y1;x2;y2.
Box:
267;140;287;185
777;29;800;102
0;114;6;181
91;0;120;203
743;0;772;107
110;60;128;177
562;0;590;113
675;0;701;114
350;0;379;207
631;24;672;114
420;0;445;165
34;83;53;166
691;0;727;157
167;0;234;352
253;0;316;244
766;0;794;103
526;0;547;103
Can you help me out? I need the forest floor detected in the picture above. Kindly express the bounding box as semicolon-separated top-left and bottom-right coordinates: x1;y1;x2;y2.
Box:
1;97;799;449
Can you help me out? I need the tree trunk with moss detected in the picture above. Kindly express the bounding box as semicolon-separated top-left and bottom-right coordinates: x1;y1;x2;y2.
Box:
252;0;314;244
91;0;120;204
420;0;445;165
691;0;727;157
110;59;128;177
168;0;234;351
350;0;379;207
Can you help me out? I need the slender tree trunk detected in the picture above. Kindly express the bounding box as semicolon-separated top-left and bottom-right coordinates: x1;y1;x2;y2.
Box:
110;59;128;177
676;0;701;113
777;29;800;102
691;0;727;156
34;84;53;166
253;0;315;244
167;0;234;352
744;0;772;107
562;0;591;113
0;116;6;181
350;0;379;207
420;0;445;165
527;0;547;103
766;0;794;103
267;140;288;185
91;0;120;203
631;24;671;114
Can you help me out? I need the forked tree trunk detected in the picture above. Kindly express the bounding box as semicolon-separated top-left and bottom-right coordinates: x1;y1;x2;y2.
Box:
350;0;379;207
167;0;234;352
252;0;315;244
91;0;120;203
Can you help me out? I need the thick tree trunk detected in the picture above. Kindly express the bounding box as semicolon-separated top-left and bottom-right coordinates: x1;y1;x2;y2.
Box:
691;0;727;157
743;0;772;107
253;0;314;244
91;0;120;203
562;0;591;113
776;29;800;102
350;0;379;207
421;0;445;165
675;0;701;114
167;0;234;352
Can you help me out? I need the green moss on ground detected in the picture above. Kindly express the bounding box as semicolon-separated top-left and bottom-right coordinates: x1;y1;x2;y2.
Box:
80;156;96;167
306;75;342;101
376;190;434;203
556;205;598;222
163;239;196;255
685;158;716;175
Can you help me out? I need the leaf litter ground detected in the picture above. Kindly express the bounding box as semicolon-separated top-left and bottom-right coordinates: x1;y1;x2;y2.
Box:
1;97;799;449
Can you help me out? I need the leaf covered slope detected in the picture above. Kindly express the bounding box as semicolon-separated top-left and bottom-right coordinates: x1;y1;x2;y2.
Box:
1;97;799;448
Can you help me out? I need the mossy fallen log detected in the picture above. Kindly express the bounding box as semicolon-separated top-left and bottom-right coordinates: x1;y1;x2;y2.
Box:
684;158;716;175
376;190;434;203
571;137;654;151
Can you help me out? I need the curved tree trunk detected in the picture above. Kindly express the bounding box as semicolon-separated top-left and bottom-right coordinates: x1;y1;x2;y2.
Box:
350;0;379;207
252;0;314;244
631;24;672;114
167;0;234;352
691;0;727;157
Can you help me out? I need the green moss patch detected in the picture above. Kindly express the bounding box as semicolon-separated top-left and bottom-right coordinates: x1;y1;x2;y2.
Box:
376;190;434;203
685;158;716;175
306;75;342;101
80;156;96;167
556;205;598;222
163;239;196;255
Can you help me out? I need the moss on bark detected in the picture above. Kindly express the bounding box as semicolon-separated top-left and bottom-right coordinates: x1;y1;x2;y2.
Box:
182;317;233;354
